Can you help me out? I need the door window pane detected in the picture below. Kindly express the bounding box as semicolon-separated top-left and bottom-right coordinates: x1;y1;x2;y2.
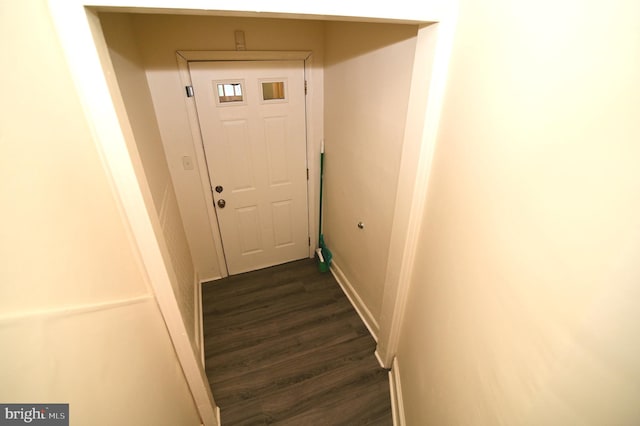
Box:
217;83;243;103
262;82;285;100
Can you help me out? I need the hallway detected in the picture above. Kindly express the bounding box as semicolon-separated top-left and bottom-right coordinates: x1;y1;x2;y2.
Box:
202;259;392;424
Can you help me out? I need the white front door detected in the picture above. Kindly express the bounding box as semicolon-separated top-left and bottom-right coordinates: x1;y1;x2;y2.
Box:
189;60;309;275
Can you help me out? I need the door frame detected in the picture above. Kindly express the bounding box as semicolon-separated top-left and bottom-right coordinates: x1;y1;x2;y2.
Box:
177;51;316;278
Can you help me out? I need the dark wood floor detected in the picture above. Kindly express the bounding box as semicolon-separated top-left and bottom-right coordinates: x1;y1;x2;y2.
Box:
202;259;392;425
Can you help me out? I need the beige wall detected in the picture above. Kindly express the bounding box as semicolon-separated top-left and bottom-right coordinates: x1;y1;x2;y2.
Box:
0;1;200;423
99;13;171;213
100;13;199;353
114;13;418;337
324;22;417;333
397;0;640;424
121;14;326;281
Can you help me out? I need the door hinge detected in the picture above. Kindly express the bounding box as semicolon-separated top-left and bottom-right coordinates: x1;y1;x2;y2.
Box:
304;80;308;95
308;237;311;246
306;168;309;180
185;86;194;97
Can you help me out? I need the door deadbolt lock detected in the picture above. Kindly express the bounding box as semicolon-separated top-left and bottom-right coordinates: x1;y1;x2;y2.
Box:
217;199;226;208
215;185;223;193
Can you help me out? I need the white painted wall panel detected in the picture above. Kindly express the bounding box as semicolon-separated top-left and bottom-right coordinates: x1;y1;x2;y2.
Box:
0;2;201;423
397;0;640;423
323;22;418;328
101;13;198;351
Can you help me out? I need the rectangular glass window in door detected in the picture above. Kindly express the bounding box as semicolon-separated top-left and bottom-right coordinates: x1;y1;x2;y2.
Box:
261;80;287;102
215;81;244;104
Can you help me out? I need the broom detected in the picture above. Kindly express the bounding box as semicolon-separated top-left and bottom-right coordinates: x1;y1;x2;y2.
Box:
316;140;332;271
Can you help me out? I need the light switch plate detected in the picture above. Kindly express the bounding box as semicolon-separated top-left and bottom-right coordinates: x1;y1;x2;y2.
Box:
182;156;194;170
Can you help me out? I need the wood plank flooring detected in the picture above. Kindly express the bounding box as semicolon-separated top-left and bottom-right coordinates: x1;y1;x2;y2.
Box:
202;259;392;425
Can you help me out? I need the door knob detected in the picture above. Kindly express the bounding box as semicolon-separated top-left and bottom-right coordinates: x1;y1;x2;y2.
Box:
217;199;226;208
215;185;223;193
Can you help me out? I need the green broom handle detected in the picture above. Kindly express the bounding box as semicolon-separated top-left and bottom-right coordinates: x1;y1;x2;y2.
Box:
318;151;324;244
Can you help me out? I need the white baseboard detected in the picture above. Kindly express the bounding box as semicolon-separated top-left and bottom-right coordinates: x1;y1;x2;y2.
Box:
200;274;223;284
202;405;221;426
195;273;205;366
374;349;385;369
197;273;223;367
389;357;405;426
329;260;379;341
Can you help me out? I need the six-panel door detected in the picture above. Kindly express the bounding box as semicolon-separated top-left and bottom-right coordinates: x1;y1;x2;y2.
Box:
189;60;309;275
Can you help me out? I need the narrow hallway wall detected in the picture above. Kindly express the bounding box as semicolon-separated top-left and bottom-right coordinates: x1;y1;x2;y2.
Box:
323;21;417;335
0;1;201;424
397;0;640;423
101;13;200;355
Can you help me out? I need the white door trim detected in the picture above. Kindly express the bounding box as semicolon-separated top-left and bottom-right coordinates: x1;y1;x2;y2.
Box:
178;50;312;62
177;51;315;278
